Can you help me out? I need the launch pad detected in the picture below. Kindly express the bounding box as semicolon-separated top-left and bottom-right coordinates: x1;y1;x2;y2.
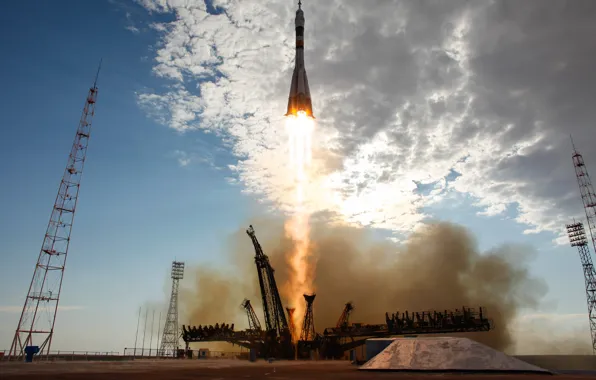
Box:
181;224;494;360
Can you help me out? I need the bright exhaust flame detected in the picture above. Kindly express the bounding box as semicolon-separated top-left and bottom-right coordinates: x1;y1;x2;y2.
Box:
284;111;315;341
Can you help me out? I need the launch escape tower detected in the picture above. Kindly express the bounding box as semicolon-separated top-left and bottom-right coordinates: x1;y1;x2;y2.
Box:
8;65;101;360
160;261;185;356
300;294;316;341
566;222;596;353
241;299;262;332
246;225;293;358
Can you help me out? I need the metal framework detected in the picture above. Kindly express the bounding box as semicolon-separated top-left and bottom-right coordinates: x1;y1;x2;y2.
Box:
241;299;262;332
300;294;316;341
182;305;493;359
336;302;354;329
160;261;185;356
572;139;596;255
8;65;101;360
567;222;596;353
246;225;288;335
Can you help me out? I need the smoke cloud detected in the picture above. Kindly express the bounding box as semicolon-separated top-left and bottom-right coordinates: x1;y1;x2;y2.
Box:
179;217;558;353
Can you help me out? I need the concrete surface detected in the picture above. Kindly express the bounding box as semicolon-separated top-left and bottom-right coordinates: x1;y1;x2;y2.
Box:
1;359;590;379
360;337;549;373
515;356;596;372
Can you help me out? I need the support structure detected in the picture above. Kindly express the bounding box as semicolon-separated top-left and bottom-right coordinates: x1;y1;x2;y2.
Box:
247;225;293;358
566;222;596;353
336;302;354;329
300;294;316;341
160;261;185;357
241;299;262;332
246;225;288;335
8;64;101;360
572;139;596;255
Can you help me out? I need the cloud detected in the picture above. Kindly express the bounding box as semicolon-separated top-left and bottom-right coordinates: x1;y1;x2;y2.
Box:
126;25;141;34
136;0;596;242
0;306;84;313
512;312;593;354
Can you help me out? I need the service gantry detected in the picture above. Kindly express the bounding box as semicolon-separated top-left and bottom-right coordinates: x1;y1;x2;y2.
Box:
246;225;289;336
241;298;262;332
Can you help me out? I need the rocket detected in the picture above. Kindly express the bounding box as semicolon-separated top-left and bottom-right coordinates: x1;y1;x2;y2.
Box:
286;1;314;118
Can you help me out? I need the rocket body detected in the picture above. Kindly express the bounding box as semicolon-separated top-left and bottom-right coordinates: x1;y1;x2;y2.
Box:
286;2;314;118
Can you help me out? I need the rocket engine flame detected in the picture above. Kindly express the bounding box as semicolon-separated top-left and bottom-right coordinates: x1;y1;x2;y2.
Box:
284;111;315;342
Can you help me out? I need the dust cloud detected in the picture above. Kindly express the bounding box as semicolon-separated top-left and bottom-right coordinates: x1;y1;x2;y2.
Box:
179;217;558;353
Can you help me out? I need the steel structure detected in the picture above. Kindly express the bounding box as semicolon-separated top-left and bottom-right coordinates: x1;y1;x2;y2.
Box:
336;302;354;329
160;261;185;356
572;139;596;255
8;65;101;360
300;294;316;341
246;225;288;335
246;225;294;358
182;305;493;359
241;299;262;332
567;222;596;353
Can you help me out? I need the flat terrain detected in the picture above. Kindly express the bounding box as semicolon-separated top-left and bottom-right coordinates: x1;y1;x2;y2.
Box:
1;359;595;380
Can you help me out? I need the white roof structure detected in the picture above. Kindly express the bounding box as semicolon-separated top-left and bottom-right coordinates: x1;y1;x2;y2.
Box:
360;337;550;373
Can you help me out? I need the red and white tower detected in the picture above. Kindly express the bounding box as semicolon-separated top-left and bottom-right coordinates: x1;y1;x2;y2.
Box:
8;63;101;360
572;139;596;254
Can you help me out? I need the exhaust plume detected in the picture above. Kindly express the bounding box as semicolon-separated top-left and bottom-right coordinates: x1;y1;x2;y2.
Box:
179;217;554;352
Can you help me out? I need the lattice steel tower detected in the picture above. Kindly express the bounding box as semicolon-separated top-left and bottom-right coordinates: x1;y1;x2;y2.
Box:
241;299;262;331
300;293;316;341
8;64;101;360
572;139;596;255
566;222;596;353
160;261;185;356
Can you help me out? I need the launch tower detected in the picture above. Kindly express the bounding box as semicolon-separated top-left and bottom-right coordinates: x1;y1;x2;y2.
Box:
246;225;293;358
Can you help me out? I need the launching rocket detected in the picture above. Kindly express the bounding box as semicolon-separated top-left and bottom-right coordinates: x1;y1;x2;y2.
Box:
286;1;314;118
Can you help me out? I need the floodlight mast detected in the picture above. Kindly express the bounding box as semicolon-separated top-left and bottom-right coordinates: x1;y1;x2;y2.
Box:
159;261;185;356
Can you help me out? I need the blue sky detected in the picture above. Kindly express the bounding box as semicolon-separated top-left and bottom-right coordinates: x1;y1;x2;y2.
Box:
1;0;594;354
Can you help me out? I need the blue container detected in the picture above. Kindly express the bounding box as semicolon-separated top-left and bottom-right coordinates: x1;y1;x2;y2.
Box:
24;346;39;363
249;348;257;362
349;350;356;362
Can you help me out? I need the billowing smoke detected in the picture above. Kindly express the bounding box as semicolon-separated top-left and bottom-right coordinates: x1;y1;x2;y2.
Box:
179;217;559;353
